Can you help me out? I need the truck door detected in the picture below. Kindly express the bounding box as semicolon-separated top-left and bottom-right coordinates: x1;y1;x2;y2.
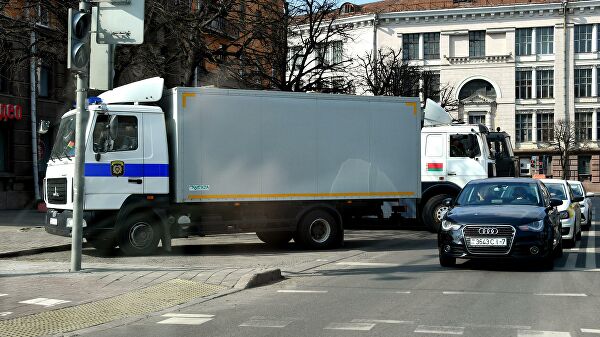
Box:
422;133;446;182
85;113;144;206
446;133;487;187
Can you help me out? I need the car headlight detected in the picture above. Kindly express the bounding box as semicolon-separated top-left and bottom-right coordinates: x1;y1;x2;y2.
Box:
441;220;461;231
519;219;545;232
559;210;569;219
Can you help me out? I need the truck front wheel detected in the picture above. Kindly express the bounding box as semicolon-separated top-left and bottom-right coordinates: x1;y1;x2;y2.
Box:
422;194;452;233
118;213;161;256
296;210;342;249
256;231;294;246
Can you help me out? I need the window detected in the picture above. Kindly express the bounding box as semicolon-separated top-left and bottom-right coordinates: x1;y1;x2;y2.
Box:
425;134;443;157
575;24;593;53
37;4;49;27
575;68;593;97
287;46;303;71
450;134;480;158
515;70;532;99
537;112;554;142
537;69;554;98
316;43;327;66
578;155;591;175
402;33;419;60
468;114;486;125
575;111;593;141
515;28;532;56
536;27;554;55
38;65;51;98
92;115;139;153
423;72;440;101
515;114;532;142
469;31;485;57
331;41;343;64
423;33;440;60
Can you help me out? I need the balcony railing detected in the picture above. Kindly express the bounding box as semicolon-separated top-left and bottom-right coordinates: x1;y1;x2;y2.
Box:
445;53;513;64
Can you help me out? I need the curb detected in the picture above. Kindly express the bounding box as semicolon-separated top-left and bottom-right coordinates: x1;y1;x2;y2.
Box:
0;244;72;258
234;268;283;289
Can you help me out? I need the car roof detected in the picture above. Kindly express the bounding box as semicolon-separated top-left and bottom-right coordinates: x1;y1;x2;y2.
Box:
468;177;539;184
567;180;582;185
540;178;568;185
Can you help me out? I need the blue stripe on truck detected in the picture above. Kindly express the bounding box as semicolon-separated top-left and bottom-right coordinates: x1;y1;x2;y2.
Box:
84;163;169;177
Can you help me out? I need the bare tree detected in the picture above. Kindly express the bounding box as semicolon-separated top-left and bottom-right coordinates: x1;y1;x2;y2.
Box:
220;0;354;92
551;119;588;180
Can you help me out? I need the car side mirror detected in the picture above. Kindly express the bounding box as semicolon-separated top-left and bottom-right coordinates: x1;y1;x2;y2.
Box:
549;199;563;207
586;192;595;198
442;198;454;207
573;196;584;203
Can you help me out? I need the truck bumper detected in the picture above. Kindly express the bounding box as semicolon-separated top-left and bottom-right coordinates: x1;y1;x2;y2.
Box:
44;209;116;238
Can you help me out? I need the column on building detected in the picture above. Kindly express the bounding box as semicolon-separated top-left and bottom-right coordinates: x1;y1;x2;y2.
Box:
418;33;424;60
531;27;537;55
485;111;492;130
531;67;537;100
593;66;598;97
532;110;538;143
593;108;598;142
593;24;598;53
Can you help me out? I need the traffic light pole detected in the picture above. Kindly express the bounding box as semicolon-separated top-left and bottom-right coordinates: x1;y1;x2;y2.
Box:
71;0;91;272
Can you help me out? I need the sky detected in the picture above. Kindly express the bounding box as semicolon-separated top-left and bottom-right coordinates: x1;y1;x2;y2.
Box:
347;0;379;4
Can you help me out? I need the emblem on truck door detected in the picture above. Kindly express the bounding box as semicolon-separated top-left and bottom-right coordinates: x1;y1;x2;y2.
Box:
111;160;125;177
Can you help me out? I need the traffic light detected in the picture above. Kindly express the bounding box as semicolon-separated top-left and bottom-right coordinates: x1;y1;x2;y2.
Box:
67;8;91;72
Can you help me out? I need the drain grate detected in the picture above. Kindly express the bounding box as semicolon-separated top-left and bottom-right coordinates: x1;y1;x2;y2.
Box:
0;279;226;337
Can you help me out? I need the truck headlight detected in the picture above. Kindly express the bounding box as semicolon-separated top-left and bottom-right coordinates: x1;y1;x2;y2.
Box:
559;210;569;220
441;220;461;231
519;219;545;232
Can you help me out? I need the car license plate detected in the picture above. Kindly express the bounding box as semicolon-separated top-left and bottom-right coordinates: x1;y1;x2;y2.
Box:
469;237;507;247
49;218;58;225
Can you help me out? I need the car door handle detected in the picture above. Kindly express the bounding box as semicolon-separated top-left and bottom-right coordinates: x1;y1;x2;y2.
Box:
128;178;143;184
448;172;457;176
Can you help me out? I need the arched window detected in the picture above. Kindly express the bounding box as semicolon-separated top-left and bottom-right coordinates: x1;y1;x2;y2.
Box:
459;79;497;100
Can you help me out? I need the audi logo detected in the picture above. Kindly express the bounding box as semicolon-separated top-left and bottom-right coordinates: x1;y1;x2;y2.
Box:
478;227;499;235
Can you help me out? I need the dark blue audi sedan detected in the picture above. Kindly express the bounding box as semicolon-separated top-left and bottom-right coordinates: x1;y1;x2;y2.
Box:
438;178;563;269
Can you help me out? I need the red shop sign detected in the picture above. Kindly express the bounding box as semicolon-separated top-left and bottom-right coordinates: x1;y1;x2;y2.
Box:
0;103;23;122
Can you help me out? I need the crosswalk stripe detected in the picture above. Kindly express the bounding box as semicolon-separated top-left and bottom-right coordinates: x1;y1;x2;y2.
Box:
414;325;464;335
19;298;71;307
162;313;214;318
517;330;571;336
0;312;12;317
277;290;327;293
0;294;7;297
534;293;587;297
351;319;414;324
324;322;376;331
157;317;213;325
581;328;600;334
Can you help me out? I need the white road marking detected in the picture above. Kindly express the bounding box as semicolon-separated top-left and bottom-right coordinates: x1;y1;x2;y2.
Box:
277;290;328;293
564;248;598;253
162;313;214;318
351;319;414;324
315;259;329;262
414;325;464;335
239;318;293;328
517;330;571;336
336;262;398;267
396;291;412;294
581;328;600;334
19;298;71;307
466;323;531;329
584;268;600;272
0;294;7;297
534;293;587;297
0;312;12;317
324;322;376;331
443;291;494;295
158;317;213;325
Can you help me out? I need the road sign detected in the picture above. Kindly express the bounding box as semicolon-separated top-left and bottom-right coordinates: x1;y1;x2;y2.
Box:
90;7;114;90
96;0;145;45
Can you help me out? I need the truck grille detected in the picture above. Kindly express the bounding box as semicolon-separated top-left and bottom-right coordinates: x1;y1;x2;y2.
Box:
46;178;68;204
463;225;515;255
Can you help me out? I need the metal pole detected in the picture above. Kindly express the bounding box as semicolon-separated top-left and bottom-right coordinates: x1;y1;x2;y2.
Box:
30;28;40;202
71;0;91;272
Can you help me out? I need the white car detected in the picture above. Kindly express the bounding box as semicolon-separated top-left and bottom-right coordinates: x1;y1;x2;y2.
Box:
568;180;594;230
541;179;583;247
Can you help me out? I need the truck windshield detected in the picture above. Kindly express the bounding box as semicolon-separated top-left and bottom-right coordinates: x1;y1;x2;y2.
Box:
50;115;76;160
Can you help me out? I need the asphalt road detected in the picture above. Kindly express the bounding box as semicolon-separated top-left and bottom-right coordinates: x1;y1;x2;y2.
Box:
65;202;599;337
3;200;599;336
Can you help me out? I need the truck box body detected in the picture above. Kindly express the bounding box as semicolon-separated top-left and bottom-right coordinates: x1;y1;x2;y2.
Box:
162;88;422;204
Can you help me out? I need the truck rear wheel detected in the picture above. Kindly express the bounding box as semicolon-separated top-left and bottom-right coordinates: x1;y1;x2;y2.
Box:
256;231;294;246
296;210;342;249
118;213;161;256
422;194;452;233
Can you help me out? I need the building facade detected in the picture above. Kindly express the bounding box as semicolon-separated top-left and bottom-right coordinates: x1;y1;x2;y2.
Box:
319;0;600;188
1;1;72;209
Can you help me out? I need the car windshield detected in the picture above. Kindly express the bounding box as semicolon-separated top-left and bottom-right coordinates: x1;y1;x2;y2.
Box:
545;183;567;200
569;183;584;198
456;181;542;206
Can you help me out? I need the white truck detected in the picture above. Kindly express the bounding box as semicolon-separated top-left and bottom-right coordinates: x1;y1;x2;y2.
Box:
43;78;514;255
